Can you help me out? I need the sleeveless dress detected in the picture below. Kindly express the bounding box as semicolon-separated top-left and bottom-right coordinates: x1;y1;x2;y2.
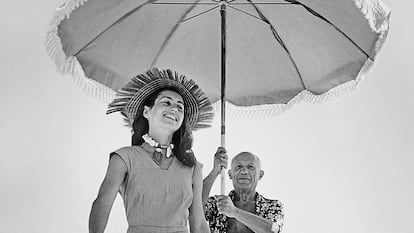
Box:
111;146;203;233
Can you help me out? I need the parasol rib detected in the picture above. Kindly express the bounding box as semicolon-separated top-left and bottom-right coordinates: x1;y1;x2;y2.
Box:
228;1;299;22
229;0;295;4
230;3;297;5
285;0;372;60
182;6;219;22
246;0;307;90
73;0;155;56
153;0;218;5
150;0;201;67
228;5;263;21
153;2;217;5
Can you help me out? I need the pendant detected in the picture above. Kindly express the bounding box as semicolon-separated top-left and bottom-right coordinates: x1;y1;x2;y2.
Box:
152;150;163;165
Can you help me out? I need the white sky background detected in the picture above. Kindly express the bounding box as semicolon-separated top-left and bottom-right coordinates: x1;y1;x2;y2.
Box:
1;1;413;233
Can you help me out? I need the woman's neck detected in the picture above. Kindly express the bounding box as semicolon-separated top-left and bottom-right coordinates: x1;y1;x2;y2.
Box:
147;128;173;145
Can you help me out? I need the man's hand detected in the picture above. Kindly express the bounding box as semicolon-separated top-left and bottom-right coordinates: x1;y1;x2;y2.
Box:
212;147;228;175
216;195;238;218
215;195;277;233
203;147;228;207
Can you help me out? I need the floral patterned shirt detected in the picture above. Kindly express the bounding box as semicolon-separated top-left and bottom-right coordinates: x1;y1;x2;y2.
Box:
204;190;284;233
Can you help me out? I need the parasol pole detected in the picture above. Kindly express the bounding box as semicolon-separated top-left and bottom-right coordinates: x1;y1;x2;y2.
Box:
219;0;227;195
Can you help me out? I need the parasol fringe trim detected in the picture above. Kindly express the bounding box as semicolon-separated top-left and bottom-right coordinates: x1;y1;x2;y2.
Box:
353;0;391;34
221;59;377;119
224;0;390;119
45;0;116;103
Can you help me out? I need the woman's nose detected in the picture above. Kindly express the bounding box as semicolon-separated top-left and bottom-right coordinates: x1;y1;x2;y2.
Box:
169;106;178;113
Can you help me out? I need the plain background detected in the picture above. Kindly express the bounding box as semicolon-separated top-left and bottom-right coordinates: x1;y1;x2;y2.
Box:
1;0;413;233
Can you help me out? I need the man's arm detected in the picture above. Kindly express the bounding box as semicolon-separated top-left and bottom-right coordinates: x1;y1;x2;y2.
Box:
216;195;281;233
202;147;228;208
232;208;278;233
202;169;220;206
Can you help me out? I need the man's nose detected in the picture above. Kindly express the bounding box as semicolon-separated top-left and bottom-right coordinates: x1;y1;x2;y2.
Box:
240;167;249;174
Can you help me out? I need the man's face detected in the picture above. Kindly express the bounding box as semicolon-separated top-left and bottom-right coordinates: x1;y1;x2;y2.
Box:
229;152;263;192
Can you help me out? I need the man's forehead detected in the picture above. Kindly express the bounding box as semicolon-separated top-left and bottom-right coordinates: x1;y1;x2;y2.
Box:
232;152;260;165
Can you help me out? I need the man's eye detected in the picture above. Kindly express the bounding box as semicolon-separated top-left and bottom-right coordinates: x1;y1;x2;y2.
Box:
248;166;255;170
236;165;242;169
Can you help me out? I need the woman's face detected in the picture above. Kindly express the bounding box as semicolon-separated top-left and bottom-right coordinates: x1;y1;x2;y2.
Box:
144;90;185;133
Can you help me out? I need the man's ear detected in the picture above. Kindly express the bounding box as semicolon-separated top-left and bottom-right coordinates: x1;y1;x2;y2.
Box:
259;170;264;180
228;169;233;180
143;106;150;119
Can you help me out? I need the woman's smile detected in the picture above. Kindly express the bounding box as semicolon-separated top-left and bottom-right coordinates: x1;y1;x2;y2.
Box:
163;112;178;122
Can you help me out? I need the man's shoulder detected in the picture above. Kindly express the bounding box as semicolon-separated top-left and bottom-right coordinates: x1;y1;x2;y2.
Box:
205;196;225;223
207;195;217;203
205;196;218;210
257;193;284;209
256;192;284;227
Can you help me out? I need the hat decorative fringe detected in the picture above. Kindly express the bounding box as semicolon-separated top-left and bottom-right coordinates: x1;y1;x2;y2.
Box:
107;68;214;130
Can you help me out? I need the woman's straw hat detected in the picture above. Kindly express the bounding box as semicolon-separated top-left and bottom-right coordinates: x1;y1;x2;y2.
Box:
107;68;214;130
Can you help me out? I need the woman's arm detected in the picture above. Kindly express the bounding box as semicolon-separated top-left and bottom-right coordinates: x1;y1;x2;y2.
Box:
89;154;127;233
189;165;210;233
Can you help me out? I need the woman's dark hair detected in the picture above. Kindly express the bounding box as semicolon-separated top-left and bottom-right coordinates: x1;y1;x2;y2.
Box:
131;88;196;167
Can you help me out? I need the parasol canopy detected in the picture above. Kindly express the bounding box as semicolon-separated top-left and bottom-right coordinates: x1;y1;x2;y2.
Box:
46;0;391;193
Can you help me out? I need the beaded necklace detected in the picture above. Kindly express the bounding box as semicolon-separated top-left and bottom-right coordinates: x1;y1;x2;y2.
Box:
142;134;174;165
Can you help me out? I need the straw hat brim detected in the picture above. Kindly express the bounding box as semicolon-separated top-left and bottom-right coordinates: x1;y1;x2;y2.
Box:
107;68;214;130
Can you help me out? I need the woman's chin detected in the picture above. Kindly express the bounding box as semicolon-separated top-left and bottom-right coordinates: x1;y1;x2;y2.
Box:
160;121;181;133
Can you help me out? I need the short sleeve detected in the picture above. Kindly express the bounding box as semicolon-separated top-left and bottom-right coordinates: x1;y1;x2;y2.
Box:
268;200;284;232
110;147;133;173
192;161;203;183
204;196;217;224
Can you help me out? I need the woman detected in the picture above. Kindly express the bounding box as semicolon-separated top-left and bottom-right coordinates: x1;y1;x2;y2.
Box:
89;68;214;233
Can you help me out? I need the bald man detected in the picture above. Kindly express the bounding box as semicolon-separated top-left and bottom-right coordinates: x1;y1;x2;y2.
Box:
203;148;284;233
